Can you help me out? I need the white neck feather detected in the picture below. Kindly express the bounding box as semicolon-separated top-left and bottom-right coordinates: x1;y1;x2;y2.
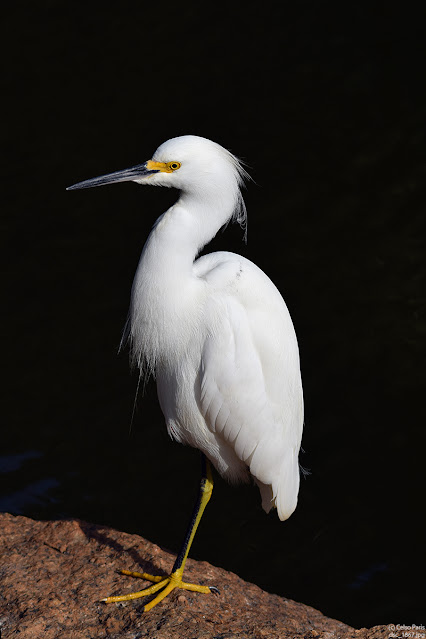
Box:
126;179;240;374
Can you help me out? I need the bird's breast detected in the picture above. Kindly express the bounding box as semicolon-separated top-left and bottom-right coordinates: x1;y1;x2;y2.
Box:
128;261;207;374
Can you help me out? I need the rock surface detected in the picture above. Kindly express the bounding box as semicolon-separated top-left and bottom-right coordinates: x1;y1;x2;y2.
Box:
0;513;390;639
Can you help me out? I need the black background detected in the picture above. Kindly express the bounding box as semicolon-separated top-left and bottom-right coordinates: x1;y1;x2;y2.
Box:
2;2;425;629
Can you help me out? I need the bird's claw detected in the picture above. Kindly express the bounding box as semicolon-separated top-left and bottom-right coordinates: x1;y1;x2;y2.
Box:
102;569;215;611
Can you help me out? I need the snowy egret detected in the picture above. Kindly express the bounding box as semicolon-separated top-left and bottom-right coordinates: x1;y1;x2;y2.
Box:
67;135;304;611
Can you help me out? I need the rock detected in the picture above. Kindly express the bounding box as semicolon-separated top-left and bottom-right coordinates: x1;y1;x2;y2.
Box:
0;513;390;639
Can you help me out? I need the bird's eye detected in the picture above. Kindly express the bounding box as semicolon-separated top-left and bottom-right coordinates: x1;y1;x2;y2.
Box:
167;161;181;171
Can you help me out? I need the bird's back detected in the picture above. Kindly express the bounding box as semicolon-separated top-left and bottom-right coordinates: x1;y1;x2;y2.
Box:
157;251;304;521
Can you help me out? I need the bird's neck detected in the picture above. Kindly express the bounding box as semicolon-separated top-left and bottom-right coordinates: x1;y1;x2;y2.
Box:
145;184;238;273
127;186;238;370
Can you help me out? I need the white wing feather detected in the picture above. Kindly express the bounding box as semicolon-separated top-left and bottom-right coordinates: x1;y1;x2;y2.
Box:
196;254;304;520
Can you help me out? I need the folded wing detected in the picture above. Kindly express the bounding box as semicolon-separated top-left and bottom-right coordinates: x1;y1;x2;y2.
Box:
199;296;303;520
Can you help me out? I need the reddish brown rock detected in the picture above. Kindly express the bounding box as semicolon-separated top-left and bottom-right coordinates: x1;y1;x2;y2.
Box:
0;513;390;639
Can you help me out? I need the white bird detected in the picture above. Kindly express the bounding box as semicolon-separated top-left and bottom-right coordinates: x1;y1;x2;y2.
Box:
67;135;304;612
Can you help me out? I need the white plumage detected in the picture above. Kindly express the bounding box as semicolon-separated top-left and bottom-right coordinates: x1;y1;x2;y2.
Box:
69;135;304;521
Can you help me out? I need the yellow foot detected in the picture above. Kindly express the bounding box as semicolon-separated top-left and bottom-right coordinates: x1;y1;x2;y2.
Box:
101;569;219;612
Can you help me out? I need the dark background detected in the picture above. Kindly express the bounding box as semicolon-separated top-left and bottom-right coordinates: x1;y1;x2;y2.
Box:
2;2;425;629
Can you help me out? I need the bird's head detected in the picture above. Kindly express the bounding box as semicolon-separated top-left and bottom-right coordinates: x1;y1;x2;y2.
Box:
67;135;249;235
67;135;248;194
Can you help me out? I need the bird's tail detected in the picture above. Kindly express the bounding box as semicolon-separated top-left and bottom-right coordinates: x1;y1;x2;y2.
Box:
254;447;300;521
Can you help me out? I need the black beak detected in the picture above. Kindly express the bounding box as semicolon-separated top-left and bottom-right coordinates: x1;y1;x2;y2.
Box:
66;162;158;190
